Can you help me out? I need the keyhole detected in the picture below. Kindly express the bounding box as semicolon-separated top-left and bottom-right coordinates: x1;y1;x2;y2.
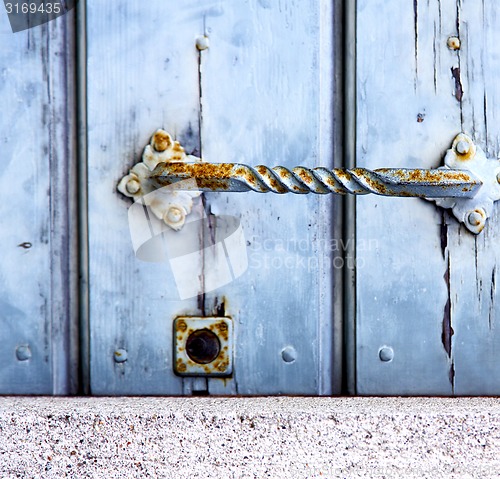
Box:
186;329;221;364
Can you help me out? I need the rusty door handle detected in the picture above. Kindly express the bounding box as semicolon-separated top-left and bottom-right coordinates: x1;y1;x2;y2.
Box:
118;130;500;234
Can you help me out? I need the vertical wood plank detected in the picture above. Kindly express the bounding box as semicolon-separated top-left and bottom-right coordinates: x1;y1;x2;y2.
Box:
448;0;500;395
200;0;337;395
356;0;460;394
0;14;77;393
86;0;203;394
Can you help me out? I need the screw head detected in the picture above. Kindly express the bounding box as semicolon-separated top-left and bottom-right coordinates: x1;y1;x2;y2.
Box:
497;172;500;185
177;362;187;373
16;345;31;361
281;346;297;363
114;349;128;363
152;130;172;152
195;35;210;51
467;210;484;227
166;206;184;224
379;346;394;362
125;178;141;195
176;320;187;332
447;36;461;50
456;140;470;155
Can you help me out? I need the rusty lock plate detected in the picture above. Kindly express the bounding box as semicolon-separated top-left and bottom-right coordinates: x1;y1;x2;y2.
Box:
173;317;233;377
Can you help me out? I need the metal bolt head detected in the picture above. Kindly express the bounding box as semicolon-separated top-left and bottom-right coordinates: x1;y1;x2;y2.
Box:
16;345;31;361
468;210;484;227
195;35;210;51
152;130;172;152
177;362;187;373
217;362;227;372
166;206;184;224
456;140;470;156
379;346;394;362
125;178;141;195
114;349;128;363
281;346;297;363
447;36;461;50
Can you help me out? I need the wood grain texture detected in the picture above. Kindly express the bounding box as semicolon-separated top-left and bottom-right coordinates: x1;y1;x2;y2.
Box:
200;0;337;395
86;0;339;395
356;0;500;395
356;0;460;394
86;0;203;395
0;14;77;393
448;0;500;395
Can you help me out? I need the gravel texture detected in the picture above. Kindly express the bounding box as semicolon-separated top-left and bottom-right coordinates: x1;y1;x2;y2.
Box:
0;396;499;478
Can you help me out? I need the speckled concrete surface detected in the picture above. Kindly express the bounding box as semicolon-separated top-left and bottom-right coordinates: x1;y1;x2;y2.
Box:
0;397;499;478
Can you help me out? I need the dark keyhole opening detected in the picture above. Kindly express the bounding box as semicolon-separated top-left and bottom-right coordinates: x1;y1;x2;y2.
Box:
186;329;221;364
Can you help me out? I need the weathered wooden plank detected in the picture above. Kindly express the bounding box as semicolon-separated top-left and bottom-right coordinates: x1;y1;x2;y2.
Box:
356;0;461;394
86;1;204;394
200;0;337;395
449;0;500;395
0;14;77;393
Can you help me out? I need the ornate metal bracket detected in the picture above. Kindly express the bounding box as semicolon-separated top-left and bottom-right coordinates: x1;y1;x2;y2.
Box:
426;134;500;234
117;130;201;231
118;130;500;234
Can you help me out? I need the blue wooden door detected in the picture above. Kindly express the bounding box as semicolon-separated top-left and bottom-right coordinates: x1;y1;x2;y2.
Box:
2;1;500;396
84;0;341;395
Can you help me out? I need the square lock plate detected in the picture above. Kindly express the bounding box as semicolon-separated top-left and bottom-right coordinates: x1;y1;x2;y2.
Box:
173;317;233;377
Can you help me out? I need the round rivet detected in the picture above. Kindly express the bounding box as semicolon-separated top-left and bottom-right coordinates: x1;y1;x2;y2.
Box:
125;179;141;195
217;363;227;372
195;35;210;51
379;346;394;362
152;131;171;152
468;210;484;227
166;206;183;224
186;329;221;364
177;362;187;373
218;322;228;332
281;346;297;363
447;36;460;50
456;140;470;155
114;349;128;363
16;345;31;361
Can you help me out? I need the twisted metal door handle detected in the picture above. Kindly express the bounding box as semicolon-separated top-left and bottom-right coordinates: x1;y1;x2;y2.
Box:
118;130;500;234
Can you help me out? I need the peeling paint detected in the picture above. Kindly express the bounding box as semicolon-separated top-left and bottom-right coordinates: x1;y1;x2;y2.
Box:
451;66;463;102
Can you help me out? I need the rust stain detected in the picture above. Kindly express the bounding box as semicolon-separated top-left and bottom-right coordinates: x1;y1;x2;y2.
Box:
376;168;472;183
245;174;257;185
276;168;291;179
152;130;173;152
195;179;230;191
297;169;312;183
176;320;187;332
334;169;352;182
172;141;184;153
165;162;235;178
